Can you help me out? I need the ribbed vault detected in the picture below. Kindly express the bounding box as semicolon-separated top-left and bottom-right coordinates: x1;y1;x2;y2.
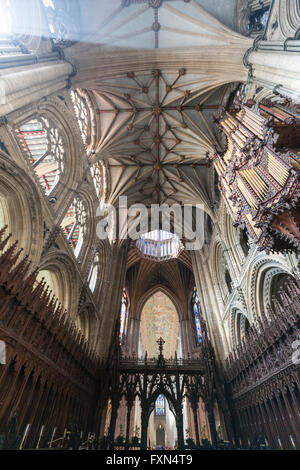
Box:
66;1;251;209
88;77;229;208
78;0;238;50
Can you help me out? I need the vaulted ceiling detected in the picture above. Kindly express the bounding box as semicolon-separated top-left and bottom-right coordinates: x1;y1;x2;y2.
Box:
126;253;194;321
65;0;251;211
88;74;230;209
77;0;238;50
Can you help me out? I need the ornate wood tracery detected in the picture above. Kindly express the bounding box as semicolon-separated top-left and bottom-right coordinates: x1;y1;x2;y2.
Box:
211;90;300;252
0;226;101;449
225;275;300;449
105;328;226;450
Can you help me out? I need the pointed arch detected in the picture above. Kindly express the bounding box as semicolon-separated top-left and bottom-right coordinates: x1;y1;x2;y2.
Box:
139;290;180;359
0;151;43;266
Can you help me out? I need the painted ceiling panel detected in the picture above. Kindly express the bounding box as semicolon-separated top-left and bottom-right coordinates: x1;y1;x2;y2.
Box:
140;290;179;358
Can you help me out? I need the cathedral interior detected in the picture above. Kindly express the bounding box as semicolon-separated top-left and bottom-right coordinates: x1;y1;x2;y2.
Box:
0;0;299;451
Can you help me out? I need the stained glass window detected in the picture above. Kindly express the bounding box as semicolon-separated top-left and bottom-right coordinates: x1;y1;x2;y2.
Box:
192;285;202;344
155;395;165;416
16;117;65;194
88;252;100;293
248;7;270;33
119;289;129;344
60;196;87;257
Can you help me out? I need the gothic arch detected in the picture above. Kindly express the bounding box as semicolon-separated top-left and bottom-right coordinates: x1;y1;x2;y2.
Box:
76;306;96;344
138;288;181;359
8;96;87;215
0;151;43;266
136;284;184;324
38;249;81;317
259;267;295;312
247;257;295;322
147;389;177;421
230;308;251;350
37;96;87;191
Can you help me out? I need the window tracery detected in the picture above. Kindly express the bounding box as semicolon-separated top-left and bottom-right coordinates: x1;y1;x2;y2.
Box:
191;285;202;345
70;89;95;152
60;196;87;257
16;117;65;194
155;394;165;416
232;310;250;347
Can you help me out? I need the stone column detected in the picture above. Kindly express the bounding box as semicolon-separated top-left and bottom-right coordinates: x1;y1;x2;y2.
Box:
180;319;193;357
242;0;300;101
0;61;73;116
247;49;300;101
127;317;140;356
191;251;230;360
96;240;130;359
